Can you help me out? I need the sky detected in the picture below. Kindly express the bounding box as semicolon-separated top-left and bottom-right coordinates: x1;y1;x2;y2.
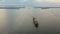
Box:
0;0;60;7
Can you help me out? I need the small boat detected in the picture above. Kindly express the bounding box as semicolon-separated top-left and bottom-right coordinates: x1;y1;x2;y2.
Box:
33;17;39;28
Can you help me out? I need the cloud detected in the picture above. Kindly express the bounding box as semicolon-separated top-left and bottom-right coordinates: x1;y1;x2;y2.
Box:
34;0;60;3
0;0;5;2
19;0;28;2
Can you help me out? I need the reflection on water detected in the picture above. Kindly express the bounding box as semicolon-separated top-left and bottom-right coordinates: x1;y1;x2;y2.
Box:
0;8;60;34
0;9;7;34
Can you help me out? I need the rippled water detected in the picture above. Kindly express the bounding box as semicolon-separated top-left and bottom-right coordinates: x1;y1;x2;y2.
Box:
0;8;60;34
